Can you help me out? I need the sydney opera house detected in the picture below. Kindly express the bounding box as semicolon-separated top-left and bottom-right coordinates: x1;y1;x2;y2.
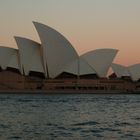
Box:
0;22;140;93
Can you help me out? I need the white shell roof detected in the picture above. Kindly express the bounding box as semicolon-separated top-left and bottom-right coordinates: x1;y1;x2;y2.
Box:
0;46;20;70
81;49;118;77
33;21;78;78
64;57;96;76
15;37;45;76
111;63;130;77
128;64;140;81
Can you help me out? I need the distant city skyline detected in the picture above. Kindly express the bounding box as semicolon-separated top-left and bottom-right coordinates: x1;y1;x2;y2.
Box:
0;0;140;66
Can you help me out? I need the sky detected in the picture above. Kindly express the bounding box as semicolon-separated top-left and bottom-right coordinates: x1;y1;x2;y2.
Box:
0;0;140;66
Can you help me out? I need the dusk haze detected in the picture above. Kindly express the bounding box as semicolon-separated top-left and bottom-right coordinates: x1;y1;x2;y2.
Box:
0;0;140;139
0;0;140;65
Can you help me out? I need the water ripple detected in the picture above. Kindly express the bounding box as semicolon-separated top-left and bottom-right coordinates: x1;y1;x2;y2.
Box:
72;121;99;126
0;94;139;139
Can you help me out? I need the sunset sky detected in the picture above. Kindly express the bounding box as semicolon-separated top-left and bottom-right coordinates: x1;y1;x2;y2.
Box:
0;0;140;66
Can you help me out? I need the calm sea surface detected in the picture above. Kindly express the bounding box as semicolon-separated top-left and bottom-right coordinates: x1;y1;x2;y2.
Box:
0;93;140;140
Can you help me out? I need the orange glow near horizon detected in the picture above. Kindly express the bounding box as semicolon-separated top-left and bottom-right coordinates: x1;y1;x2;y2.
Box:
0;0;140;66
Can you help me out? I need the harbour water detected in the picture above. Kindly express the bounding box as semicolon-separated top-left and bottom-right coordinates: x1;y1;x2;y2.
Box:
0;93;140;139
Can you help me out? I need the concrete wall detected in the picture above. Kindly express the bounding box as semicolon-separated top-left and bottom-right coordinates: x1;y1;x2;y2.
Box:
0;70;138;92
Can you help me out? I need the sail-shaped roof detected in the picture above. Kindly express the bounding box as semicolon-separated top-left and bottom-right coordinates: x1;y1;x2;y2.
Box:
128;64;140;81
15;37;45;76
33;21;78;78
111;63;130;77
64;58;96;76
0;46;20;71
81;49;118;77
